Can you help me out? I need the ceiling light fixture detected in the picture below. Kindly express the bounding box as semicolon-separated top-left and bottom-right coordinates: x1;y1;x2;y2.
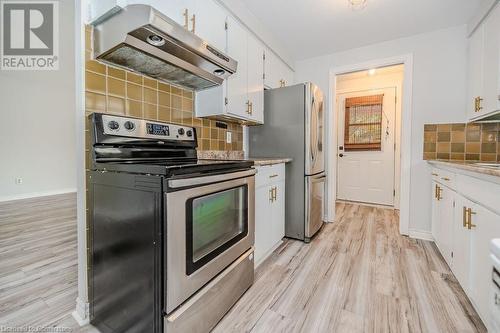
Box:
348;0;367;10
368;68;376;76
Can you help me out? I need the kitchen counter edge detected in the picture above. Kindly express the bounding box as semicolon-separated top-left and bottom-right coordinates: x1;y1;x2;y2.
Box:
427;160;500;178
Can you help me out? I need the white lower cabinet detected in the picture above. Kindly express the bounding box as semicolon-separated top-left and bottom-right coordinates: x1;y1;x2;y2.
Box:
430;166;500;328
254;164;285;266
431;182;454;266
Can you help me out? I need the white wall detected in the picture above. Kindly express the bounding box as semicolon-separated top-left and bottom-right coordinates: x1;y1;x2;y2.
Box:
295;25;468;233
0;0;76;201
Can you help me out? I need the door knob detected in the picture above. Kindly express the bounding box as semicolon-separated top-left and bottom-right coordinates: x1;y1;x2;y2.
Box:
339;153;344;157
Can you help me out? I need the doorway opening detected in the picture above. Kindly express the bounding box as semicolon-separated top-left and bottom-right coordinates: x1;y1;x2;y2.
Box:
335;64;404;209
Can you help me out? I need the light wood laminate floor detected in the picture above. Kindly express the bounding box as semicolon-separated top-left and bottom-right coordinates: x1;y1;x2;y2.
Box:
0;197;486;332
214;203;486;333
0;193;95;332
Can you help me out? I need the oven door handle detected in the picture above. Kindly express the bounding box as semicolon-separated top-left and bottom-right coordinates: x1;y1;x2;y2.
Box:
168;169;257;188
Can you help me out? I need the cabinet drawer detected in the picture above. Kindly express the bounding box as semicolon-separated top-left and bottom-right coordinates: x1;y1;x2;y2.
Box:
431;168;456;188
255;164;285;187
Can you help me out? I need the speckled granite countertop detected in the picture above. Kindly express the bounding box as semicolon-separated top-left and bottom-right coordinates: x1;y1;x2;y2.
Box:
197;150;292;166
428;160;500;178
244;158;293;166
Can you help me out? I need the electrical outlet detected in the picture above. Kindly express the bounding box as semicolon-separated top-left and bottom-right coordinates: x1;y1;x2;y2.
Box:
15;177;23;185
226;131;232;144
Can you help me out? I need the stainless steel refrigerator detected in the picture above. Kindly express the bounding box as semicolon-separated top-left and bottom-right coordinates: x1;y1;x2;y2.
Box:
249;82;325;242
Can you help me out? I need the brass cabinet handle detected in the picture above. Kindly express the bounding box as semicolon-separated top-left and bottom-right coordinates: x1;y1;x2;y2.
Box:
190;14;196;33
269;174;278;178
432;173;439;176
441;177;450;181
434;184;439;199
183;9;189;29
269;187;274;202
273;187;277;201
246;100;251;114
474;96;484;112
279;79;286;87
436;185;442;201
462;206;468;227
249;101;253;115
467;208;477;229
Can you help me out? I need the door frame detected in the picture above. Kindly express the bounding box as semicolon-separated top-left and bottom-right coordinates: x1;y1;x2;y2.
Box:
327;54;413;236
336;87;398;207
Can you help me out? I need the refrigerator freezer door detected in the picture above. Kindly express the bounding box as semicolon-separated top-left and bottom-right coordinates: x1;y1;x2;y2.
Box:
305;83;325;176
305;172;326;242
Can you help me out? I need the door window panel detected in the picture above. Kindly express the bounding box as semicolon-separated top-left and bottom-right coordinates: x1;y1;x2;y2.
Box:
344;94;383;151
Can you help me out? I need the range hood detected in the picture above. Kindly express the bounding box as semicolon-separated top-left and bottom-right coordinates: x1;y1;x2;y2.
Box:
471;109;500;123
92;5;237;91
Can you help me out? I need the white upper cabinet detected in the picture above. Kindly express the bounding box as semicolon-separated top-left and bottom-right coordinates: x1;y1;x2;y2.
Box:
226;16;251;120
193;0;227;51
467;3;500;120
481;4;500;114
467;25;484;119
225;16;264;124
247;34;265;123
264;49;294;89
125;0;194;28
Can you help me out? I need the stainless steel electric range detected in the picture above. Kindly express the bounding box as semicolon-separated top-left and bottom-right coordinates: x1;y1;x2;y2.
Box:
89;113;255;333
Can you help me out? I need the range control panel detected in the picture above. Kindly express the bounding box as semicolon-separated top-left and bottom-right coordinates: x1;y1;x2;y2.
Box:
101;114;195;141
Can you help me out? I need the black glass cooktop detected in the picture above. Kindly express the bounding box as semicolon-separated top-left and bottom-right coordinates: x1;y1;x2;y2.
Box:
93;159;254;177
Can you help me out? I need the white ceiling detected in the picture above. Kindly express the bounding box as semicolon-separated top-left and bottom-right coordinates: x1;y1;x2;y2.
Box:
240;0;483;61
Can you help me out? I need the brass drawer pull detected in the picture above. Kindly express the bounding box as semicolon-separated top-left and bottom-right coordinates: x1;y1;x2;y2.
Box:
183;9;189;29
269;174;278;178
441;177;450;181
190;14;196;33
432;173;439;176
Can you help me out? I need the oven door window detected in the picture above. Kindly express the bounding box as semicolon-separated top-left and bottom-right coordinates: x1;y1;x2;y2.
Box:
186;185;248;275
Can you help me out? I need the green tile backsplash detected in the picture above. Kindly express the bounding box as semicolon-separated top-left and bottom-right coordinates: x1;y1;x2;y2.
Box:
423;123;500;162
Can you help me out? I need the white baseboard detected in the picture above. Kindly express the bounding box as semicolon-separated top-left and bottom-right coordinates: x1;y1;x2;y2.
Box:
408;229;434;241
255;240;283;268
72;297;90;326
0;188;76;202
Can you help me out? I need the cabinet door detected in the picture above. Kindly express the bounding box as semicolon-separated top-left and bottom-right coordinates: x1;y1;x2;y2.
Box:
193;0;227;52
126;0;194;28
226;16;249;119
468;203;500;322
264;49;280;89
431;181;440;242
467;25;485;119
452;194;471;293
482;4;500;114
272;180;286;244
254;185;273;264
247;34;265;123
437;185;454;266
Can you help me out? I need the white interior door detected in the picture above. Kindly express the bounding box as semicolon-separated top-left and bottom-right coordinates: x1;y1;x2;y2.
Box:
337;88;396;206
